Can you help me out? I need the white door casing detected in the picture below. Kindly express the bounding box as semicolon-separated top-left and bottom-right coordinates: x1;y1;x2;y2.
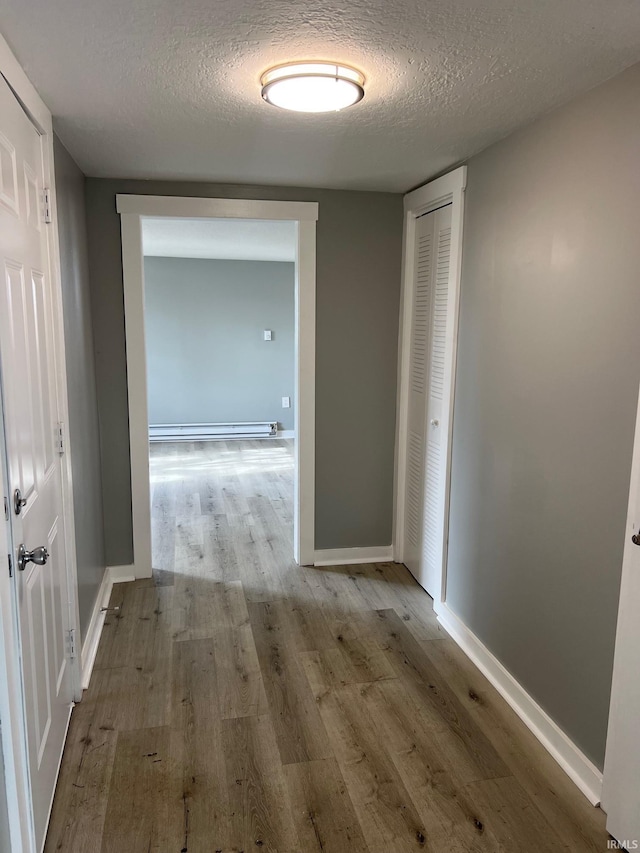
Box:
116;194;318;575
602;384;640;846
394;166;466;605
0;74;75;851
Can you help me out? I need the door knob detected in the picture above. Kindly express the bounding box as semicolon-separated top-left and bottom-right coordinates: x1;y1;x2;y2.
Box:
17;544;49;572
632;530;640;546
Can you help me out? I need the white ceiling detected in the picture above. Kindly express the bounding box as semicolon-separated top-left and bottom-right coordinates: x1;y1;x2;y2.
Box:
142;217;297;262
1;0;639;192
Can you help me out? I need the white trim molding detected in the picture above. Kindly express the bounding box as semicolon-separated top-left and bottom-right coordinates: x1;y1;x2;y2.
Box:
118;195;317;574
107;564;137;583
120;212;153;578
392;166;467;607
436;602;603;806
314;546;394;566
80;570;112;690
116;194;318;222
277;430;295;439
80;566;136;689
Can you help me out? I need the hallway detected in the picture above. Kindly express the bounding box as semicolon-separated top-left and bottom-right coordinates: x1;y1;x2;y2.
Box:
45;441;608;852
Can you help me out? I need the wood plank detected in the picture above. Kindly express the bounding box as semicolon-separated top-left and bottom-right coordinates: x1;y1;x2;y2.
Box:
417;637;610;851
171;637;232;852
300;633;397;688
305;564;374;615
174;514;206;570
353;679;502;852
93;584;172;672
283;758;369;853
213;624;270;719
235;520;285;604
359;608;511;783
84;590;172;730
151;517;176;573
246;591;335;652
173;575;249;641
373;561;446;643
202;512;240;581
100;726;182;853
302;677;429;853
44;703;117;852
249;600;333;764
462;776;568;852
83;663;171;732
223;714;300;852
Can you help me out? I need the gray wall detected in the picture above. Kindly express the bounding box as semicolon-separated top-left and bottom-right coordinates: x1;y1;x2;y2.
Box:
85;180;403;564
144;257;295;430
54;136;106;638
448;62;640;769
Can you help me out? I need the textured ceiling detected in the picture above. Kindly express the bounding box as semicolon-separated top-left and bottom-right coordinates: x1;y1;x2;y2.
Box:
1;0;639;191
142;217;296;262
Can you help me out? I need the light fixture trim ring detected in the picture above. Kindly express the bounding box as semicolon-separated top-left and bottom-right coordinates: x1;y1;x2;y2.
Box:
260;61;366;112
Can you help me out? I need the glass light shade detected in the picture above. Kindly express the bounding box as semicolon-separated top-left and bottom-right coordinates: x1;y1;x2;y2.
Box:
261;62;365;113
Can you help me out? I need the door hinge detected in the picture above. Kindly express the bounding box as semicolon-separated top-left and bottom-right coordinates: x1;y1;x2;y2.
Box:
3;496;7;521
55;422;65;455
66;628;76;660
43;187;52;224
8;554;13;578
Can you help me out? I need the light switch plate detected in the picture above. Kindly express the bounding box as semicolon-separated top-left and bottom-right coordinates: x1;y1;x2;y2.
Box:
264;330;272;341
282;396;291;408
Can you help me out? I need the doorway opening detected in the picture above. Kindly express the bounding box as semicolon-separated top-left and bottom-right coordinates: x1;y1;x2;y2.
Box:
140;216;297;580
117;195;318;577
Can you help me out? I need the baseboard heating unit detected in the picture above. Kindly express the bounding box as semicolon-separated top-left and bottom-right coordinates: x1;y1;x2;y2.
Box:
149;422;277;441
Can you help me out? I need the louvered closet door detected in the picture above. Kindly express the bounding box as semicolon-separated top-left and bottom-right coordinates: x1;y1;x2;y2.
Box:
403;204;452;598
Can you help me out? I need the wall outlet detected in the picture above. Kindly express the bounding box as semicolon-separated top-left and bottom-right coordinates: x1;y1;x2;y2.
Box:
282;396;291;409
264;330;272;341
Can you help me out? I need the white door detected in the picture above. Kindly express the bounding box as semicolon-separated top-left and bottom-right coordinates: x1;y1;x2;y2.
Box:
0;75;74;851
403;204;453;598
602;388;640;847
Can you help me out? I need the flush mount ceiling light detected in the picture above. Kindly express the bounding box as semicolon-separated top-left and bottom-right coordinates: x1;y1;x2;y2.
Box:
260;62;365;113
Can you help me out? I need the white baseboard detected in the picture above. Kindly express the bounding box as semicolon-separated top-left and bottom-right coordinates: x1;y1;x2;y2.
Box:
80;564;136;690
80;569;112;689
108;564;136;583
313;546;394;566
435;602;603;806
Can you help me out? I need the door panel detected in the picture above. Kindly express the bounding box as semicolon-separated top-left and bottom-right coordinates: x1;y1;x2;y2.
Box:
403;204;452;598
602;390;640;844
404;215;434;577
421;216;451;596
0;75;73;852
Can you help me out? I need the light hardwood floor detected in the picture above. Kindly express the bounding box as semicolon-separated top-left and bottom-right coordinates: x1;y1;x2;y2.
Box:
46;439;609;852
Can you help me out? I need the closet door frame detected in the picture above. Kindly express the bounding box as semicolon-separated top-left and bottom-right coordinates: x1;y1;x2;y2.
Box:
393;166;467;609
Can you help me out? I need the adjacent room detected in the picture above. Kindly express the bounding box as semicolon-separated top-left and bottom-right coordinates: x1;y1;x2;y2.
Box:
141;216;297;577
